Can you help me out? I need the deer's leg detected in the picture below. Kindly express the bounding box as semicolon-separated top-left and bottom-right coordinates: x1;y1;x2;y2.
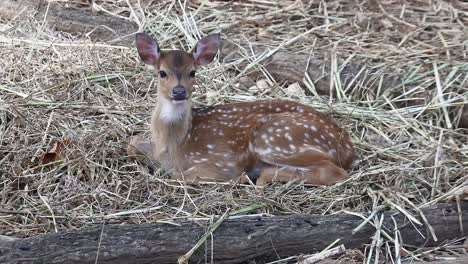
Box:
255;159;349;186
128;140;245;184
176;165;244;184
127;137;157;169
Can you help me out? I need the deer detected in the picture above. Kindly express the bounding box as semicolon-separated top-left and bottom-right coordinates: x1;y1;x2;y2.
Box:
127;32;355;186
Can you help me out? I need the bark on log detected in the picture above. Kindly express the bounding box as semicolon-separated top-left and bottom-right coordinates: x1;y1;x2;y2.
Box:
220;45;393;96
0;202;466;264
0;0;138;45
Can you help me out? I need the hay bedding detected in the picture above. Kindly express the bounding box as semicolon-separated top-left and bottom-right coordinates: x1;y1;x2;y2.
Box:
0;0;467;262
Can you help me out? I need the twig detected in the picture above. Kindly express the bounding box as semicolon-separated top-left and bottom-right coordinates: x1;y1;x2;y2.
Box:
178;209;231;264
296;245;346;264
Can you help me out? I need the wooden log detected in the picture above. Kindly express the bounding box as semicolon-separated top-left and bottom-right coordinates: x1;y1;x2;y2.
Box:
0;0;138;45
218;38;404;97
0;202;466;264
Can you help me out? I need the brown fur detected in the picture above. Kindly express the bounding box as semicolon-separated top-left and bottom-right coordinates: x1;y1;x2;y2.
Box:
129;33;354;186
156;51;196;100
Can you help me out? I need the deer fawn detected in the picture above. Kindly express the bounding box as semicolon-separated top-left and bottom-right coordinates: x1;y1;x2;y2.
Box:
128;32;354;186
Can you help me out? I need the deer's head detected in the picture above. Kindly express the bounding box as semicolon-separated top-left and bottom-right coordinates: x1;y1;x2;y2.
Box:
135;33;221;105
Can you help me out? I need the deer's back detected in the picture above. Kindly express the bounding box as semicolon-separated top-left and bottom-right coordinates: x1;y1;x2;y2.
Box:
184;100;354;173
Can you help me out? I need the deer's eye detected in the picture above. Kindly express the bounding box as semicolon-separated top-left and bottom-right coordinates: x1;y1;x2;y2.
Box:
159;71;167;78
189;70;196;78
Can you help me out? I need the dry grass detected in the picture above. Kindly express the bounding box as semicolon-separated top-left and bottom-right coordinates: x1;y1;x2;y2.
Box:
0;0;467;263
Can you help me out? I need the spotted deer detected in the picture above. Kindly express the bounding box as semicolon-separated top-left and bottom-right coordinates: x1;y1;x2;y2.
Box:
127;32;354;186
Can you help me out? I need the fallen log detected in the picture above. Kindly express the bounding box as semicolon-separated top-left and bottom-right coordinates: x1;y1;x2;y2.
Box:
0;202;466;264
0;0;138;45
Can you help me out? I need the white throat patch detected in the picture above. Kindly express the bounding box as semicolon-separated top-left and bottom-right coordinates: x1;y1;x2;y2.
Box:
159;97;191;123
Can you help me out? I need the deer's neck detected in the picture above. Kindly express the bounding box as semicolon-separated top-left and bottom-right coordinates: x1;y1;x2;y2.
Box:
151;96;192;168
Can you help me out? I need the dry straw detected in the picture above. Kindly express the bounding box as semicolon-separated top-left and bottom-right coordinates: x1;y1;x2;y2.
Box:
0;0;467;262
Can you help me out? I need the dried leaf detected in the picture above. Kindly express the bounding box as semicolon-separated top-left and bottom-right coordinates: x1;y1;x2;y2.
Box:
256;79;269;90
41;140;73;165
286;82;305;98
380;18;393;29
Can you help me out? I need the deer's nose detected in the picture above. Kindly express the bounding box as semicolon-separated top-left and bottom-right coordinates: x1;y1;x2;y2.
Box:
172;86;187;101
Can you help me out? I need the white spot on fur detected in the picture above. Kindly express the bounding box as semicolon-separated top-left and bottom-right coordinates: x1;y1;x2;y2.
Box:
248;142;254;152
256;148;272;155
264;162;311;172
299;146;323;153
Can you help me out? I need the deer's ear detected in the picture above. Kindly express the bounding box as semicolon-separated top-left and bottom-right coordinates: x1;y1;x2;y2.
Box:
192;33;221;66
135;33;161;65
